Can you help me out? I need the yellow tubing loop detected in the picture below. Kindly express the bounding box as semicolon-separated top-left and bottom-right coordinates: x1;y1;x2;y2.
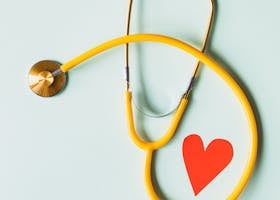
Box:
60;34;257;200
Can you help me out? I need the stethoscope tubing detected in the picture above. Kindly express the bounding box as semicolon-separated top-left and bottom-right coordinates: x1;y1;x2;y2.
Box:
60;33;258;200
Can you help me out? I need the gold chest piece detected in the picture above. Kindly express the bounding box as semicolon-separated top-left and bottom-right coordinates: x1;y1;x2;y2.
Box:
28;60;66;97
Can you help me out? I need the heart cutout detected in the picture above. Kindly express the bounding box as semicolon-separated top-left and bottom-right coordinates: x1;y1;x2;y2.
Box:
182;134;233;196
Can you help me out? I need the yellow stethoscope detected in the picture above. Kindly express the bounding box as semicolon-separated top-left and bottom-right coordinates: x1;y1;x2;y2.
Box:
28;1;258;199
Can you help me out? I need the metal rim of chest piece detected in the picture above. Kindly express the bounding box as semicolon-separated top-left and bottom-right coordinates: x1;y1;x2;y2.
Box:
28;60;66;97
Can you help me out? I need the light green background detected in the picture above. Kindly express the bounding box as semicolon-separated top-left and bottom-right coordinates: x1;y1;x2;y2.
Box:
0;0;279;199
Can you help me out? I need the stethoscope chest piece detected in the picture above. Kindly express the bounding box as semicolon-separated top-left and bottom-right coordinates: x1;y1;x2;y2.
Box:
28;60;66;97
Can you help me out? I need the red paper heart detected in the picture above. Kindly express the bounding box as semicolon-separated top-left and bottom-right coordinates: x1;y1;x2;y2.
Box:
182;134;233;196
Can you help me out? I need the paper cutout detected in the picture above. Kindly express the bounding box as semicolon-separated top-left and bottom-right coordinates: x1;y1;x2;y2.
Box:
182;134;233;195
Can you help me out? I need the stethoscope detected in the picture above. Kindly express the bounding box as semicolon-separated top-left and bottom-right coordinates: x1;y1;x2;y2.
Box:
28;1;258;199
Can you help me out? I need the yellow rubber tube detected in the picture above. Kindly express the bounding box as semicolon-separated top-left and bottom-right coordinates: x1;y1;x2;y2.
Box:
125;91;188;150
60;34;258;200
145;149;159;200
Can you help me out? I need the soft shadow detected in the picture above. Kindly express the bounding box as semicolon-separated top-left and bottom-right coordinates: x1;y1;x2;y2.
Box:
206;0;264;188
133;0;160;141
207;48;264;179
210;0;263;174
133;0;263;198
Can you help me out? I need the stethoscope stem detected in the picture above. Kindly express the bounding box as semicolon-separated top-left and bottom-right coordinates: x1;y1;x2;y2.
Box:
144;149;159;200
52;68;63;77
